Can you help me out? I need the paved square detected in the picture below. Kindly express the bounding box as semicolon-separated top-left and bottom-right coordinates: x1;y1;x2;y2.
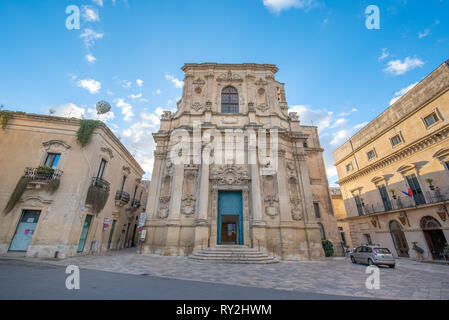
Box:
5;249;449;300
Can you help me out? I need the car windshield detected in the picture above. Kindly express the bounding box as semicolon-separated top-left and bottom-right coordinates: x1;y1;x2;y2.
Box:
375;248;391;254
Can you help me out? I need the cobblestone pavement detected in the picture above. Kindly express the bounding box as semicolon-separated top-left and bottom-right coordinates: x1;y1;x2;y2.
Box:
4;248;449;300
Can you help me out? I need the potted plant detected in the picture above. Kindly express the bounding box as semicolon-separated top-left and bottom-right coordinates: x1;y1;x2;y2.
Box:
360;197;365;206
425;179;435;191
389;189;397;200
412;242;425;261
36;165;53;179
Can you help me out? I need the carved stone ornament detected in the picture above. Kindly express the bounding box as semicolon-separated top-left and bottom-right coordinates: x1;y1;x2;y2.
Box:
191;102;203;112
165;160;174;177
290;197;303;221
181;195;196;216
101;147;114;159
122;166;131;175
158;196;171;219
264;195;279;218
161;111;172;120
193;77;206;85
289;112;299;121
42;140;71;150
210;165;250;185
255;78;268;86
257;103;269;113
217;71;243;83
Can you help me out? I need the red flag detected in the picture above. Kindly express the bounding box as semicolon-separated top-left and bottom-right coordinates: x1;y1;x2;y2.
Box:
408;188;413;197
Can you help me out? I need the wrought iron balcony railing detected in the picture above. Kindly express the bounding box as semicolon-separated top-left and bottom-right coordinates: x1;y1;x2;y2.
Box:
115;190;130;204
131;199;141;208
91;177;110;192
24;167;63;181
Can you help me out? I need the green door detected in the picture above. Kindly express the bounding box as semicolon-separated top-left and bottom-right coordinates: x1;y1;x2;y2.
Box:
77;215;93;253
218;191;243;245
107;220;117;249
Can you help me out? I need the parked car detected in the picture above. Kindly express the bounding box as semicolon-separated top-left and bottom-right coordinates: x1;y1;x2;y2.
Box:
350;245;395;268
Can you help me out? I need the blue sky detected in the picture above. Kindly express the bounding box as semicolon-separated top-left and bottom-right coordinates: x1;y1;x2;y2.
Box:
0;0;448;183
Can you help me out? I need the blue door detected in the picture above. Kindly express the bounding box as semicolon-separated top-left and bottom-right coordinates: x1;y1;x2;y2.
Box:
218;191;243;245
9;210;41;252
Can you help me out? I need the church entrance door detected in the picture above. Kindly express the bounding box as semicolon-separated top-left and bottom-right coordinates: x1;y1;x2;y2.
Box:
217;191;243;245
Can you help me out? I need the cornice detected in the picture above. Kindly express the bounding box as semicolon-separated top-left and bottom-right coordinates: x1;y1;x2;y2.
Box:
337;123;449;185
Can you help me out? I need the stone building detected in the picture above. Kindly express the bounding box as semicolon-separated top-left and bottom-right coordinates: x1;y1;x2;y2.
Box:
0;112;147;259
330;187;353;250
142;63;341;260
333;60;449;262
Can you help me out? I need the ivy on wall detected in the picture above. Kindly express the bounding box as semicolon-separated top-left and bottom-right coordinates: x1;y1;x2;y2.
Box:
0;111;13;129
322;240;335;257
4;177;30;213
77;119;100;147
85;184;109;214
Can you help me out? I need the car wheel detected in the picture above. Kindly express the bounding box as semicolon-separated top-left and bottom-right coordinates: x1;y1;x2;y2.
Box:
351;256;356;264
368;258;374;266
389;264;395;268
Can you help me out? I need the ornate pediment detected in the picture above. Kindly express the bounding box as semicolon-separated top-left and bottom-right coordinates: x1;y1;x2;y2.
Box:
42;140;71;150
101;147;114;159
210;165;250;185
433;148;449;160
217;71;243;83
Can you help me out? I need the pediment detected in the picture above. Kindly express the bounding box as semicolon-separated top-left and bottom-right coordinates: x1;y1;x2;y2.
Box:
433;148;449;160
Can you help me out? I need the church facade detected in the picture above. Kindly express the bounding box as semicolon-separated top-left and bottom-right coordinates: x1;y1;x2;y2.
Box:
142;63;340;260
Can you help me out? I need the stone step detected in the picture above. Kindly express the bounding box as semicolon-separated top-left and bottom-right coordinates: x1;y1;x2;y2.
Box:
188;246;278;264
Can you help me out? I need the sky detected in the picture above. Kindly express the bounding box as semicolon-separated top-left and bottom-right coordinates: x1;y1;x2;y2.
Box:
0;0;448;184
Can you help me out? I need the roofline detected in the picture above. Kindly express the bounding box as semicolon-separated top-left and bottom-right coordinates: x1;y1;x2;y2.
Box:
182;62;279;74
4;112;145;175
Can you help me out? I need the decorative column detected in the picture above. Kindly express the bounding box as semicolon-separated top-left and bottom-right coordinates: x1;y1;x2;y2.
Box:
276;149;292;222
168;164;184;221
196;146;210;225
147;148;166;220
249;145;263;224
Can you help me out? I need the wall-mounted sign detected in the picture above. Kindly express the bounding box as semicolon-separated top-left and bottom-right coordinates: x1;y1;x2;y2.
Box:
138;212;147;227
140;229;147;242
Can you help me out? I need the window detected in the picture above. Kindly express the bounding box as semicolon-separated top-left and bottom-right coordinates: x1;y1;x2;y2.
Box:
423;112;439;127
97;159;107;179
221;86;239;113
318;223;326;240
120;176;127;192
354;195;364;216
346;163;353;172
367;150;376;160
313;202;321;218
132;185;138;202
44;153;61;168
445;161;449;170
390;134;402;147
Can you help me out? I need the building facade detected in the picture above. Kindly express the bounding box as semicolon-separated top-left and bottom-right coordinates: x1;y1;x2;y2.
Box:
0;112;146;259
142;63;341;260
330;187;353;250
333;60;449;262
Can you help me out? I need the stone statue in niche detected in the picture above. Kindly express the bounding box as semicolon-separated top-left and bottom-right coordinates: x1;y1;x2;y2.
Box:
181;169;198;216
158;196;170;219
263;175;279;218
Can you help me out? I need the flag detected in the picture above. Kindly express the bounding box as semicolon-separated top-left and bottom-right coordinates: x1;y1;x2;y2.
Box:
401;189;413;197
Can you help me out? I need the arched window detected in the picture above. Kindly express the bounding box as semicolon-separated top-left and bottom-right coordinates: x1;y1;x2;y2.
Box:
318;223;326;240
420;216;441;230
389;220;402;231
221;86;239;113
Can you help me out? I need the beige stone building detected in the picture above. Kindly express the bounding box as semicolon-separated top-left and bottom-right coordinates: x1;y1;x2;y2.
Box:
142;63;341;260
330;187;353;250
333;60;449;262
0;112;147;259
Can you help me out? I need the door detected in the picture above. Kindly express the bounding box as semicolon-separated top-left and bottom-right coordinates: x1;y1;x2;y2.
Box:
77;215;93;253
389;220;409;257
217;191;243;245
424;229;447;260
9;210;41;252
406;174;426;205
378;185;392;211
107;220;116;249
131;224;137;247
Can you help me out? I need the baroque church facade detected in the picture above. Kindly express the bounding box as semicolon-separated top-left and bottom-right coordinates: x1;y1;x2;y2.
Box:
142;63;341;260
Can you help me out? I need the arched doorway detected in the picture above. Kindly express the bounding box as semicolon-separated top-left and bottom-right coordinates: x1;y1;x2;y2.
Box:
389;220;409;258
421;216;447;260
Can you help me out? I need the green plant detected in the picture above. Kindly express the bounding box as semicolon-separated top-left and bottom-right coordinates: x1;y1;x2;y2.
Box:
322;240;334;257
389;189;395;194
412;242;424;254
47;178;60;194
0;110;13;129
425;179;433;184
444;243;449;251
85;184;109;214
36;165;53;175
77;119;100;147
4;176;30;213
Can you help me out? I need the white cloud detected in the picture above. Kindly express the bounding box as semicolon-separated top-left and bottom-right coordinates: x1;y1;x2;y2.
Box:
85;53;97;63
384;57;425;75
419;29;430;39
77;79;101;94
155;89;162;95
389;82;418;105
330;130;350;146
80;29;104;47
167;100;173;107
87;108;115;122
136;79;143;87
115;98;134;121
129;93;142;99
165;74;184;89
331;118;348;129
92;0;103;6
289;105;333;131
48;103;86;118
326;165;338;180
378;48;389;61
81;6;100;22
354;122;368;130
263;0;318;14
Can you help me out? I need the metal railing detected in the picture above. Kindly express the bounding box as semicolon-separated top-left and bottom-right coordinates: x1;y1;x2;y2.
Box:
131;199;141;208
24;167;63;181
115;190;130;203
361;187;449;215
91;177;110;192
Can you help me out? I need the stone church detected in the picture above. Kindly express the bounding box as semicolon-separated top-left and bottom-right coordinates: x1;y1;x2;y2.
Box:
142;63;340;260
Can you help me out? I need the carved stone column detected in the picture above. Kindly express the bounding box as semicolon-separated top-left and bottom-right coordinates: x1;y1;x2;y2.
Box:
196;149;210;225
249;145;263;224
168;164;184;221
147;149;166;220
294;151;315;223
276;149;292;222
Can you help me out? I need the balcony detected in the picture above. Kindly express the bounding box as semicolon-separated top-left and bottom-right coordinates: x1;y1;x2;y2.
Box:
115;190;130;207
24;167;63;190
85;177;110;214
131;199;141;209
361;187;449;215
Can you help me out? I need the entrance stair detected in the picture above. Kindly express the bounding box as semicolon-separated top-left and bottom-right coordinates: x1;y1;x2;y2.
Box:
188;245;279;264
